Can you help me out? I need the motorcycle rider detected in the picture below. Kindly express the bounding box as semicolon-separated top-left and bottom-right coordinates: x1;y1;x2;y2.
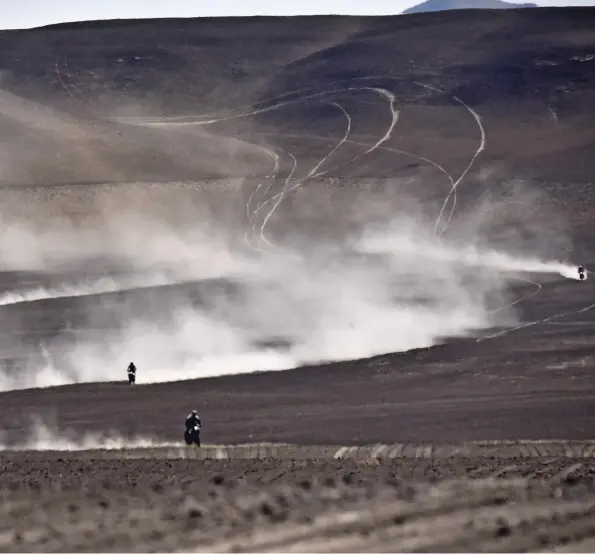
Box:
127;362;137;385
185;410;202;430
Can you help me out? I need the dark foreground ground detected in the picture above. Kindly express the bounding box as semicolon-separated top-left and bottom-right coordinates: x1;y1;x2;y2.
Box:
2;449;595;552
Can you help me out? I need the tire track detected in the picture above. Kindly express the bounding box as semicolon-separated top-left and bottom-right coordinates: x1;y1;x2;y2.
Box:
222;88;396;255
480;298;595;341
8;71;582;354
250;144;282;216
243;143;282;252
114;75;476;241
249;100;351;252
122;87;380;254
253;89;403;255
257;145;281;180
119;85;395;128
152;74;563;339
11;77;465;309
307;101;352;179
487;275;543;317
251;130;455;191
53;60;80;106
112;74;480;249
254;100;357;251
309;89;399;178
412;84;487;238
258;152;298;249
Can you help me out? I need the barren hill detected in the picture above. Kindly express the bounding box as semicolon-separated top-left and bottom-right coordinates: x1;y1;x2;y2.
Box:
0;7;593;187
403;0;538;14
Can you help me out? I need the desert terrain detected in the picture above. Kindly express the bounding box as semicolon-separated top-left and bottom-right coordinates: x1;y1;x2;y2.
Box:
1;5;595;552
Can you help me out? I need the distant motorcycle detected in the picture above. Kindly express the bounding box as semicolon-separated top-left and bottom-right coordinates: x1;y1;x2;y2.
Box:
578;265;586;281
184;424;201;447
127;370;136;385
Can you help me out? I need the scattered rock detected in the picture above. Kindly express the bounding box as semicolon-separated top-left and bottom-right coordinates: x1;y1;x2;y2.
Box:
323;476;336;488
180;497;205;519
342;472;356;485
495;517;512;537
211;475;225;486
298;478;312;490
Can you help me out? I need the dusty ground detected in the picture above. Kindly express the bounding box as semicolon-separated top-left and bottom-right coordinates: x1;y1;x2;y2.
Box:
2;451;595;552
1;6;595;552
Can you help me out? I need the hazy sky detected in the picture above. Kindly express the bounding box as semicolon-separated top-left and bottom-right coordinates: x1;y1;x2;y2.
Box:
2;0;593;30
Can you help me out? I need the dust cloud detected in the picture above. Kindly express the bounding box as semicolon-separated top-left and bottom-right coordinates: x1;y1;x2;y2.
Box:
0;417;178;451
0;89;580;391
0;178;579;391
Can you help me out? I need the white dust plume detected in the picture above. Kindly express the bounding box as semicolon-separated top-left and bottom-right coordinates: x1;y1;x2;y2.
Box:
0;176;581;391
0;418;179;451
357;225;581;280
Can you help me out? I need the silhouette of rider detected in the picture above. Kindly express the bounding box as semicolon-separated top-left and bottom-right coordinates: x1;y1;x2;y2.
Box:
127;362;136;384
185;410;201;430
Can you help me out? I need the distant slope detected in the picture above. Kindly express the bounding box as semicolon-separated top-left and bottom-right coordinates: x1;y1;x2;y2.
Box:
0;7;594;185
403;0;537;14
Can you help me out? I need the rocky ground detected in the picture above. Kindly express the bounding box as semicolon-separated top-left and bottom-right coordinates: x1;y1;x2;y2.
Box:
2;452;595;552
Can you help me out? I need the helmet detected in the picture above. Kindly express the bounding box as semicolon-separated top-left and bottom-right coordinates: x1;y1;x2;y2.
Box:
191;410;198;415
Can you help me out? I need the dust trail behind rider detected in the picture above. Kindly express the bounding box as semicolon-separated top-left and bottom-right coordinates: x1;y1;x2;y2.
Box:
127;362;137;385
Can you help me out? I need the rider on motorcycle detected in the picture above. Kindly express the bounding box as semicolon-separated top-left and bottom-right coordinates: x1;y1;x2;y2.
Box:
127;362;137;384
185;410;202;430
